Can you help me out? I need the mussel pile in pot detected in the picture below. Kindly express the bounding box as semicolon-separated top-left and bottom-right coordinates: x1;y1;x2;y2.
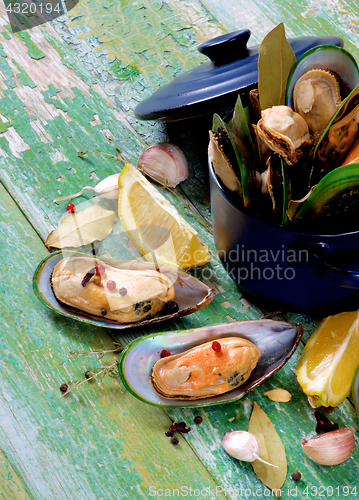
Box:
208;44;359;314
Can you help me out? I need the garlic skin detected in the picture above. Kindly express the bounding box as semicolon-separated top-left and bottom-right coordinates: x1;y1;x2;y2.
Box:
54;173;120;202
222;431;278;467
137;143;189;188
301;428;355;465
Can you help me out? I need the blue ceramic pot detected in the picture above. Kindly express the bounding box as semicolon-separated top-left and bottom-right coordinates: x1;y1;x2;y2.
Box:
209;162;359;315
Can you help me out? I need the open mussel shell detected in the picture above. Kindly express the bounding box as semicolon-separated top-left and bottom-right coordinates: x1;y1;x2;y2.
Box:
210;106;260;208
286;45;359;110
33;251;215;330
311;84;359;185
118;319;303;407
293;163;359;234
261;153;290;226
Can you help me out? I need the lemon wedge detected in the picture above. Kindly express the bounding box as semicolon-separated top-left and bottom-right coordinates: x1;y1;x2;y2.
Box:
296;310;359;407
118;163;210;269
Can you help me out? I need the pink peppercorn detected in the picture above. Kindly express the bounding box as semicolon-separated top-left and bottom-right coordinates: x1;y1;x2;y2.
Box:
66;203;75;213
96;264;106;275
212;341;221;352
106;280;116;291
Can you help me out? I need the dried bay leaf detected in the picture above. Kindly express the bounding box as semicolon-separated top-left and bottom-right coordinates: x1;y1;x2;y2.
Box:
264;388;292;402
258;22;296;111
248;402;287;496
45;206;115;248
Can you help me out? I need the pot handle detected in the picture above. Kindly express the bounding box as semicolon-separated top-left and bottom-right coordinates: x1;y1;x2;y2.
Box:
289;240;359;289
197;30;251;65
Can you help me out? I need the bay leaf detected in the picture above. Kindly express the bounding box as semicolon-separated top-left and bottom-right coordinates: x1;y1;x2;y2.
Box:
45;206;115;248
264;388;292;402
248;402;287;496
258;22;296;111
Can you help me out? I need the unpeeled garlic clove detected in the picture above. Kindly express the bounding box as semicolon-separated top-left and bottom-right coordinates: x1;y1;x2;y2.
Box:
54;173;120;202
301;428;355;465
222;431;278;467
137;142;189;188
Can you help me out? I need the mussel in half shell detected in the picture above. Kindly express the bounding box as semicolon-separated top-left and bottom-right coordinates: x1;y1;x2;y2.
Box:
118;319;304;407
257;106;311;165
294;163;359;234
51;255;175;322
208;128;242;195
311;84;359;185
292;69;343;138
150;337;261;400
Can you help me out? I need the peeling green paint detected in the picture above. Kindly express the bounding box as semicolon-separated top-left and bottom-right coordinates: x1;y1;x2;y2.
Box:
110;61;141;81
16;31;46;60
0;43;7;57
0;122;12;133
12;59;36;87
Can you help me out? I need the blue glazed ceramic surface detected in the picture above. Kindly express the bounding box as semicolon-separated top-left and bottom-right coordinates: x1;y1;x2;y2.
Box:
209;162;359;315
135;32;343;121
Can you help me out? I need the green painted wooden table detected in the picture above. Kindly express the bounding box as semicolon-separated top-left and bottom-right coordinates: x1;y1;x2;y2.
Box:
0;1;358;499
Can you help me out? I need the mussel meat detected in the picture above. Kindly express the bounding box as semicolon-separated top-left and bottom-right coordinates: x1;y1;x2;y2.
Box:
208;129;242;195
311;84;359;185
257;106;311;165
150;337;261;399
293;69;343;137
51;256;175;322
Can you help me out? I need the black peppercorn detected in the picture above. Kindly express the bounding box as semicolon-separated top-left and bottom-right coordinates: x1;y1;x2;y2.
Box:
60;383;68;393
164;300;179;314
101;308;107;316
291;471;301;482
194;416;203;424
171;437;179;445
119;287;127;296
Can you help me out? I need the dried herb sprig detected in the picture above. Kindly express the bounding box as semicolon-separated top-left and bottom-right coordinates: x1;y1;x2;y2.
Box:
60;362;118;398
61;342;124;397
69;342;124;360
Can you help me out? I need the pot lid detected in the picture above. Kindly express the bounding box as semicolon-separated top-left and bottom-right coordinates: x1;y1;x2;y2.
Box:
134;30;343;122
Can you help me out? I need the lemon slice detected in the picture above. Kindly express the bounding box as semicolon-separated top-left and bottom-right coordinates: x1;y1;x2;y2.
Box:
118;163;210;269
296;310;359;407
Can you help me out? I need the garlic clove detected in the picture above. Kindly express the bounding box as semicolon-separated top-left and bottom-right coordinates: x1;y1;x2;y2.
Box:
137;142;189;188
222;431;278;467
301;428;355;465
54;174;120;202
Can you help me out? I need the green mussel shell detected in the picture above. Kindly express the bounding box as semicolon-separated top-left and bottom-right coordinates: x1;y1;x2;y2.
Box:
294;162;359;234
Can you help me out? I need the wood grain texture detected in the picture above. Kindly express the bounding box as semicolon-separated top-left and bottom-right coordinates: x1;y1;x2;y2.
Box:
0;184;227;500
1;0;359;498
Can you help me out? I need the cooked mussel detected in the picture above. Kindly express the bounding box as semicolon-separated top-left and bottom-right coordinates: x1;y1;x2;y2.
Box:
292;69;343;138
293;163;359;234
208;128;242;195
257;106;311;165
311;84;359;185
51;255;175;323
118;319;304;407
150;337;261;400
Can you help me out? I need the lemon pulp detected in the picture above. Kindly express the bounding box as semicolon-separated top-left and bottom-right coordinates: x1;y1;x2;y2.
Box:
296;310;359;407
118;163;210;270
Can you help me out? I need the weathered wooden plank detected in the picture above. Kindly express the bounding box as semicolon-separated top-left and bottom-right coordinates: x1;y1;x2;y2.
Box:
1;0;359;498
166;315;359;499
0;447;35;500
0;183;228;500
